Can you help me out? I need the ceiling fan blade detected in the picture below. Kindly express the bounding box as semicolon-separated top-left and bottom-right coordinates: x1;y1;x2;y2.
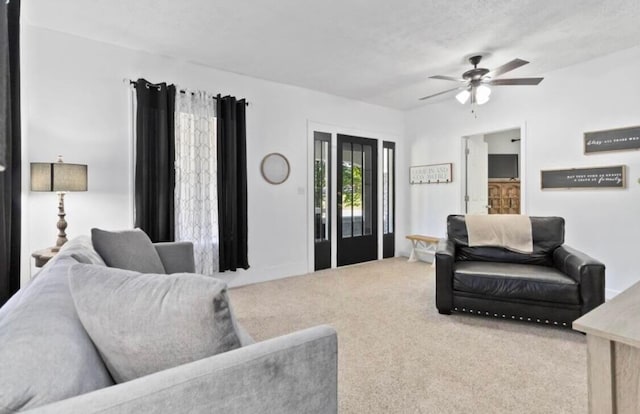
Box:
419;87;463;100
429;75;464;82
488;77;544;86
488;58;529;78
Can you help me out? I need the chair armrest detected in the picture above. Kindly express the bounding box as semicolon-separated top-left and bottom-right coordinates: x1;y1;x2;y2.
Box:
26;325;338;414
154;242;195;273
435;239;456;314
553;245;605;314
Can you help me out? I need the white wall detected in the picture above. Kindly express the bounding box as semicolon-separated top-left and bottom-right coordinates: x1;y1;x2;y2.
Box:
485;129;521;155
406;45;640;296
21;26;407;287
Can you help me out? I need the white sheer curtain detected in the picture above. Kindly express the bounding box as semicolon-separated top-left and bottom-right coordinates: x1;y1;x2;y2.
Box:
174;91;219;274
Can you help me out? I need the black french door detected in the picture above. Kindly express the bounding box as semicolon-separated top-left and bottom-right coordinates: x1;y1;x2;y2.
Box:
337;134;377;266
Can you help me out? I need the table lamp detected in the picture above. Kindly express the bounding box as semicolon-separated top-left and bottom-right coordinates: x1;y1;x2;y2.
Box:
30;156;88;252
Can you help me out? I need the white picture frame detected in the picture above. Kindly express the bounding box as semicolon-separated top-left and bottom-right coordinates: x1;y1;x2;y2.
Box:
261;153;290;185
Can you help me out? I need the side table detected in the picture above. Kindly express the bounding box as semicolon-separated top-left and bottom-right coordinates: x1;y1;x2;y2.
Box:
406;235;440;263
32;247;58;268
573;281;640;413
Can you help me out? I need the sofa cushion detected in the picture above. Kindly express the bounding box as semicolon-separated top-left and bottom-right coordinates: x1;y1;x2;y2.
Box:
91;228;166;273
68;264;242;383
453;261;580;304
448;215;565;266
0;240;114;413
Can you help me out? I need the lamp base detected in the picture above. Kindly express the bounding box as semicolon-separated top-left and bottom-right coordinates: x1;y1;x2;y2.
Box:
53;192;68;251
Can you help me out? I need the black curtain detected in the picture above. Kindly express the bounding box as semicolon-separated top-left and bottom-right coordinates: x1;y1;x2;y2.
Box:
134;79;176;242
0;0;20;306
216;96;249;271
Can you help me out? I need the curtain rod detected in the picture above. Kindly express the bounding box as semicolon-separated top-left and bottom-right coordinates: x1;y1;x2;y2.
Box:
124;79;249;106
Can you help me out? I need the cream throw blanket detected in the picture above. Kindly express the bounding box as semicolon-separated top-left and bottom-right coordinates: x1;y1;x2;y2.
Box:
465;214;533;253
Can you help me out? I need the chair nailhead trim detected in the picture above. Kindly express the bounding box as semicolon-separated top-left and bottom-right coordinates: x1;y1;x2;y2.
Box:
450;308;569;328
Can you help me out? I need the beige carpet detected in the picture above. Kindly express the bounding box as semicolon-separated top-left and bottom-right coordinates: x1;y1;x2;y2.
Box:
229;258;587;414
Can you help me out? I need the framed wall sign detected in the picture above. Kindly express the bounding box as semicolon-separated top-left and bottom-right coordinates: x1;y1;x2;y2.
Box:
410;163;452;184
541;165;625;189
584;126;640;154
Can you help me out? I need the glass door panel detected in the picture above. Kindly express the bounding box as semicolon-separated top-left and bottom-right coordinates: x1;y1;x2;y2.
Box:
382;142;395;258
352;143;363;237
314;131;331;270
363;144;373;236
341;142;352;238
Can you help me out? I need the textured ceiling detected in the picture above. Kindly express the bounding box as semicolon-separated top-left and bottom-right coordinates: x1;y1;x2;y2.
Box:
24;0;640;110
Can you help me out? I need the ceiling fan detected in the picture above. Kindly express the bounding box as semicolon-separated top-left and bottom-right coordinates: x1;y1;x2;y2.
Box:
419;55;543;105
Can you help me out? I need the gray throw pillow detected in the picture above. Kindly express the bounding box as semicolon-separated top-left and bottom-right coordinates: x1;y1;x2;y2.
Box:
0;255;114;412
68;264;242;383
91;228;166;273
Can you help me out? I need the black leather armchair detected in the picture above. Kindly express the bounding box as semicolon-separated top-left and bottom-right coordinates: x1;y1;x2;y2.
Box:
435;215;605;326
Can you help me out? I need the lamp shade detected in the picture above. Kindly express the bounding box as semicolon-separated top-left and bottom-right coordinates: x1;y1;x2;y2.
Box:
31;162;88;192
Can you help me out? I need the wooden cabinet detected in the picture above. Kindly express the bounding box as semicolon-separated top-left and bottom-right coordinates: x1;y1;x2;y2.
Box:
488;180;520;214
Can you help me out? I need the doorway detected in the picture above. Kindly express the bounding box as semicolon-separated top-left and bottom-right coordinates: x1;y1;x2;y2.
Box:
337;134;378;266
462;127;523;214
309;125;396;271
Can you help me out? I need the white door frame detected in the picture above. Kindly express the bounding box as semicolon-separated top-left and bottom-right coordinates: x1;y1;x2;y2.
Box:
306;120;397;273
459;122;528;214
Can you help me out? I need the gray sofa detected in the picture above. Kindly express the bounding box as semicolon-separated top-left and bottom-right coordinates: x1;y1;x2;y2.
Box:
0;237;338;413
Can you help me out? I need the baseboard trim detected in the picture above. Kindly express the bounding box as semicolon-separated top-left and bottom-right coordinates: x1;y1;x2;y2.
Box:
605;288;620;301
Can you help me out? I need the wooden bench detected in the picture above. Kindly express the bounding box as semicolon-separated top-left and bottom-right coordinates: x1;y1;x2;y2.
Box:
406;235;440;263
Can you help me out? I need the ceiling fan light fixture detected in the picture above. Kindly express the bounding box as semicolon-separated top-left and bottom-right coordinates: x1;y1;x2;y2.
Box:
455;89;471;104
475;84;491;105
423;56;543;107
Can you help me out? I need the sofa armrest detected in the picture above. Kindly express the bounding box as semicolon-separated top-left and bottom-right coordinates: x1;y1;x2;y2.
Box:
553;245;605;315
154;242;196;274
435;239;456;314
26;325;338;414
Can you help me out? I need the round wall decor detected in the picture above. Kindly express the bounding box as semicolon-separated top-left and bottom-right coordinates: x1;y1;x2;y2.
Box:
260;153;290;184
